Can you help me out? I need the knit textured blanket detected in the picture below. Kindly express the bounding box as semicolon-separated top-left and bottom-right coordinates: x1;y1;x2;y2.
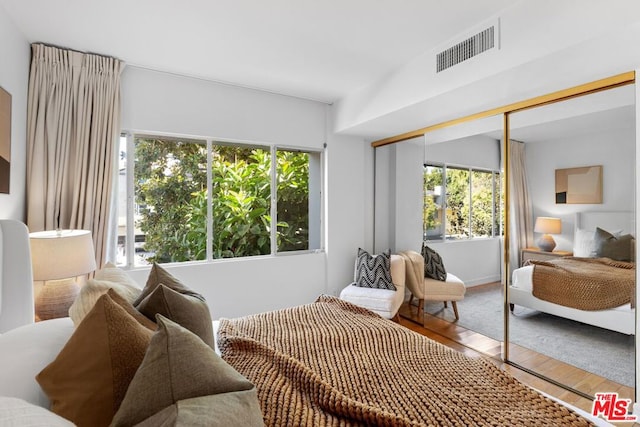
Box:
218;295;593;426
529;257;635;310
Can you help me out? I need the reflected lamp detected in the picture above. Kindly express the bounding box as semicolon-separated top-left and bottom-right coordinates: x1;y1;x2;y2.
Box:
534;217;562;252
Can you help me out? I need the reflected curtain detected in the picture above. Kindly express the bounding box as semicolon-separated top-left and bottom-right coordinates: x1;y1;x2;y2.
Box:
26;43;125;268
508;140;533;275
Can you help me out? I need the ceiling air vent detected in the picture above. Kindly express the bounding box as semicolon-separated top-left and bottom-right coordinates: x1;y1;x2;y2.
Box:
436;26;496;73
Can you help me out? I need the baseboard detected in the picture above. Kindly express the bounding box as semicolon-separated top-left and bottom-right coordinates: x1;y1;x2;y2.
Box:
464;275;501;287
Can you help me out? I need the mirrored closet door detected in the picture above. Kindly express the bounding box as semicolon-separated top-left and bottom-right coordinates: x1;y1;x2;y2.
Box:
374;115;507;353
505;83;636;400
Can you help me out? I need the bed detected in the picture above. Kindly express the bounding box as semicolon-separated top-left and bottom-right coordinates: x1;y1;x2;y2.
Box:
510;211;636;335
0;219;615;426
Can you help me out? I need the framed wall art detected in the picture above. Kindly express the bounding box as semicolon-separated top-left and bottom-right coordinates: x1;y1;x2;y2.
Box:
555;165;603;204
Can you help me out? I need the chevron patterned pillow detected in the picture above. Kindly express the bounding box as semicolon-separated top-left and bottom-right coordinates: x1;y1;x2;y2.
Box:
422;243;447;281
353;248;395;291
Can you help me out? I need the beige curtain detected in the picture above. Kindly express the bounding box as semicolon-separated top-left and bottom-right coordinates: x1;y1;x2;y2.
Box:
26;44;125;268
508;140;533;275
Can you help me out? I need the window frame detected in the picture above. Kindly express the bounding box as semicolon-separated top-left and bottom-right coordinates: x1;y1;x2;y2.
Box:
423;162;502;243
118;131;324;268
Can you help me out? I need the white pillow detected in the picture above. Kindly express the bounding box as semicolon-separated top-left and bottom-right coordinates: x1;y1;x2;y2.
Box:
0;396;74;426
0;318;74;408
94;262;141;289
573;229;596;257
68;279;142;326
68;263;142;326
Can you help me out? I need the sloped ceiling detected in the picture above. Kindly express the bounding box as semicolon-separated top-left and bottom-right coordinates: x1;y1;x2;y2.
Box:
0;0;514;103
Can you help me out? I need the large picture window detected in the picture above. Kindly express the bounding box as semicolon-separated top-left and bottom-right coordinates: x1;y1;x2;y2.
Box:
424;163;501;241
117;134;322;266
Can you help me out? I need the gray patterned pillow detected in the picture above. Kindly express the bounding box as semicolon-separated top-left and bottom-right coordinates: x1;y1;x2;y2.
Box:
353;248;395;291
422;244;447;281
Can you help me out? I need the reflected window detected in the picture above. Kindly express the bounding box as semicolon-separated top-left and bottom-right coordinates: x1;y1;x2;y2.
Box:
424;164;501;241
446;167;470;240
423;165;445;240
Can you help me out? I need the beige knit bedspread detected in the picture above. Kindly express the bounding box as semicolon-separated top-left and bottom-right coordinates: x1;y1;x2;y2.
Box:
529;257;635;310
218;295;593;426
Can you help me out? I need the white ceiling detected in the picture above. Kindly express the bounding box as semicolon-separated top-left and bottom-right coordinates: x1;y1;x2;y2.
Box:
0;0;515;103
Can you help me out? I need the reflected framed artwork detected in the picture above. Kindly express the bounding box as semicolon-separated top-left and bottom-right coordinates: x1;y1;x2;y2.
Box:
555;165;603;204
0;86;10;194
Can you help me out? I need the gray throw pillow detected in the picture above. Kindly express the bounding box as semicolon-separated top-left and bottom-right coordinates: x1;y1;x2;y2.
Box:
111;316;260;427
353;248;395;291
422;243;447;281
594;227;635;262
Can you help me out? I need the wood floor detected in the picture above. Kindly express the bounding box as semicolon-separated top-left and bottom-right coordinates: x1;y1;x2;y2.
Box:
397;300;637;426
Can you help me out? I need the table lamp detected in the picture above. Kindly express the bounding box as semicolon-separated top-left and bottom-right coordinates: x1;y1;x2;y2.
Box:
29;229;97;320
534;217;562;252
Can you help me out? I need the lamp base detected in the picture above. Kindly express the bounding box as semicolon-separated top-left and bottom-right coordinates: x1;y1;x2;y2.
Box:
537;234;557;252
35;279;80;321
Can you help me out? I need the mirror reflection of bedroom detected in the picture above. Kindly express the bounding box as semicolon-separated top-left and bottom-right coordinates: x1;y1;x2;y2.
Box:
383;81;636;402
506;84;636;400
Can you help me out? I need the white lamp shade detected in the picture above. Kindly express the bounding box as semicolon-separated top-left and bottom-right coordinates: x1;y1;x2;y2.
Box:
29;229;97;281
534;217;562;235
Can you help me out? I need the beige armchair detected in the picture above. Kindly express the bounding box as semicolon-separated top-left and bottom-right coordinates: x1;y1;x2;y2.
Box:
339;254;406;321
399;250;465;320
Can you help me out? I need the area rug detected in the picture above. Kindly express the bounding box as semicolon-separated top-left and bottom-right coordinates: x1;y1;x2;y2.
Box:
423;283;635;387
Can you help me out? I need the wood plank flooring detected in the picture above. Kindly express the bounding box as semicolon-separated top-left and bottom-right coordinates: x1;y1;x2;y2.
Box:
397;300;637;426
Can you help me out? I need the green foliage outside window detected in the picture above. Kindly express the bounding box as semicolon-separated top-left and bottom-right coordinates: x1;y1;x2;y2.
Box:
424;164;500;240
446;168;470;239
134;138;310;264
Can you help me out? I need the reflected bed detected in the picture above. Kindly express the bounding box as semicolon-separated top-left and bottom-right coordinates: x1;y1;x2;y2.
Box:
510;211;636;335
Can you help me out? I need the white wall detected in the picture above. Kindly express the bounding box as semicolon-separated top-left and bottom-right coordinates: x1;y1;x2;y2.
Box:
122;67;325;148
335;1;640;139
121;66;369;317
0;5;29;221
124;253;325;319
427;135;500;170
374;135;502;286
325;113;371;296
525;126;635;252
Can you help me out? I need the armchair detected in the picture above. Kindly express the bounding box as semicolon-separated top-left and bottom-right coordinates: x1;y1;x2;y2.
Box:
339;254;406;321
399;250;465;320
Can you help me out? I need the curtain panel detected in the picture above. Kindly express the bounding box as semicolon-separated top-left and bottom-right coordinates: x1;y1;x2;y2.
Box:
26;43;125;267
508;140;533;275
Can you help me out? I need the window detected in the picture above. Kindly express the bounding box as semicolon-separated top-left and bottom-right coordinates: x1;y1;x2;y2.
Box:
423;165;445;241
424;163;501;241
117;134;322;267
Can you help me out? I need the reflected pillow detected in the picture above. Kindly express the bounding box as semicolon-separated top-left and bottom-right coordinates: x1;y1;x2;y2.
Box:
594;227;635;262
572;228;596;258
422;244;447;281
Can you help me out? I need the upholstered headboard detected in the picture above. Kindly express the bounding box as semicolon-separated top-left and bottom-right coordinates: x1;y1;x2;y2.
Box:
575;211;635;236
0;220;35;333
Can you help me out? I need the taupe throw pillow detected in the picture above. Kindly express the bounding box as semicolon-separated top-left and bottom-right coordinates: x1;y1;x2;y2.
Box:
133;263;200;306
136;284;215;349
105;288;156;331
422;243;447;281
111;315;259;427
36;293;154;427
133;393;264;427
